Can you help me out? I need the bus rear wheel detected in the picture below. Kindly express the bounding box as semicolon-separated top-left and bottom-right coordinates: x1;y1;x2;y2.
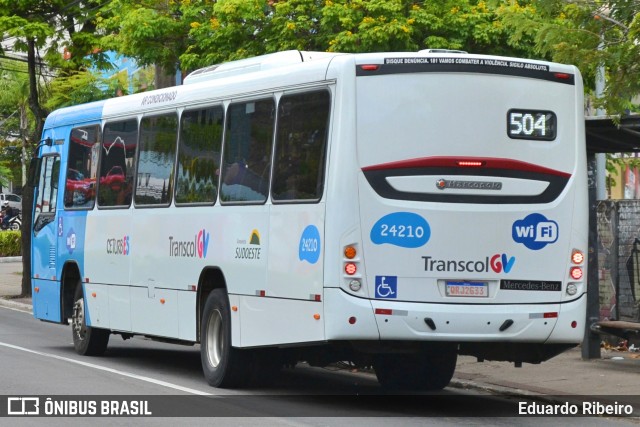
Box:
373;344;458;391
200;289;250;388
71;285;109;356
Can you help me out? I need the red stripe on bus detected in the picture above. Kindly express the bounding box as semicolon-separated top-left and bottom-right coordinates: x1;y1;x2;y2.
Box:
361;156;571;178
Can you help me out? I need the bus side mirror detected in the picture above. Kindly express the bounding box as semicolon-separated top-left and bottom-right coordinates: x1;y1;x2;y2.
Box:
28;158;41;187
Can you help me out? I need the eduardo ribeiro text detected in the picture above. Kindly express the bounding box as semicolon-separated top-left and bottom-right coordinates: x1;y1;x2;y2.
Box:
519;400;633;416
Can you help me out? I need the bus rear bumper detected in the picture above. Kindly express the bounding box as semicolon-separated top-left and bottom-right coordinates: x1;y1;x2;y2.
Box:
370;293;585;343
324;288;585;343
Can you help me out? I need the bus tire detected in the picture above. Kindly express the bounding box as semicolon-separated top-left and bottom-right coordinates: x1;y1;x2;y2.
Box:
373;344;457;391
71;285;109;356
200;289;250;388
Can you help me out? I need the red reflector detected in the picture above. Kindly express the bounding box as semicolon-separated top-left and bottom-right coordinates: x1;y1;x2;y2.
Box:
258;290;266;297
348;316;357;324
456;160;485;167
375;308;392;315
344;262;357;275
360;64;379;71
543;312;558;318
554;72;571;80
571;321;577;328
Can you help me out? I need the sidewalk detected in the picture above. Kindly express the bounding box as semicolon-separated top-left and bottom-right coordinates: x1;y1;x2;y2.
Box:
0;257;31;311
0;261;638;412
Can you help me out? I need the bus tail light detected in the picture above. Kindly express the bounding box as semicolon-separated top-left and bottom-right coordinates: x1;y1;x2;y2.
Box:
456;160;485;167
343;244;362;289
571;250;584;265
345;262;357;275
570;267;583;280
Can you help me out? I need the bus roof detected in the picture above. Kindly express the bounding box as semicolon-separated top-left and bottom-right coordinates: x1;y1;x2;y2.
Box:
44;99;106;129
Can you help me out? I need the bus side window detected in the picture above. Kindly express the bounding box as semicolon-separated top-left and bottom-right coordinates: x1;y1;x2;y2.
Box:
65;126;100;209
175;106;224;205
99;119;138;208
220;99;275;204
135;114;178;206
272;90;330;202
34;156;60;232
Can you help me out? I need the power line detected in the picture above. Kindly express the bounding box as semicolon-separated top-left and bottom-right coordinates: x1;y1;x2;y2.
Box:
0;66;56;78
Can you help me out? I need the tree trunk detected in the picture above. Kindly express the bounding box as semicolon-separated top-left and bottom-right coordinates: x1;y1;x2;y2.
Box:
21;37;48;298
154;64;176;89
20;106;28;186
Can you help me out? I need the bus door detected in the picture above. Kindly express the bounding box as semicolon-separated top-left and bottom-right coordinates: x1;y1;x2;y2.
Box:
32;132;63;322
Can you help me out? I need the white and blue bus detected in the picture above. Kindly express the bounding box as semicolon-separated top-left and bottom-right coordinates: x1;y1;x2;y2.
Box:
30;50;587;390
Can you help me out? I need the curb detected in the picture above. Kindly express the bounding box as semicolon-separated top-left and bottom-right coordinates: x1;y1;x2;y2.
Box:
449;377;539;397
0;256;21;263
0;297;31;313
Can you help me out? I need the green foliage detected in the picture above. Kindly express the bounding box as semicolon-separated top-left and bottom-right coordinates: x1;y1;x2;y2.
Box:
98;0;190;71
176;0;542;70
45;70;127;111
497;0;640;117
0;230;21;257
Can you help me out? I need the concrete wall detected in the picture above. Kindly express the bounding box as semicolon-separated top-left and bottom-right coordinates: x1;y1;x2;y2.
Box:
597;200;640;321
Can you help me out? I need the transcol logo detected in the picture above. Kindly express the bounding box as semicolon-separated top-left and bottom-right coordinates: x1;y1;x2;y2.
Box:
422;253;515;274
512;213;558;250
169;229;210;258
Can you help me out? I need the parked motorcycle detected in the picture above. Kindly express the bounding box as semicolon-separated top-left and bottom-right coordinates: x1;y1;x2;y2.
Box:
0;213;21;231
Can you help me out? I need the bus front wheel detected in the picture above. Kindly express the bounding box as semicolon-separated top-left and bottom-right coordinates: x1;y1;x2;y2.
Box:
373;344;458;391
200;289;250;388
71;285;109;356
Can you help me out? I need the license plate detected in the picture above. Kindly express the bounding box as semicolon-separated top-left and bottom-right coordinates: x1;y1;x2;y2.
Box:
445;281;488;297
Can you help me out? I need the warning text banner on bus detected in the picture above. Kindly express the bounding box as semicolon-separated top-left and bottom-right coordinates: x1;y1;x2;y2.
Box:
1;395;636;417
356;57;575;85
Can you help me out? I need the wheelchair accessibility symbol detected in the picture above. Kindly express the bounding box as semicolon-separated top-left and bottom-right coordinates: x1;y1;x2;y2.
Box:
375;276;398;299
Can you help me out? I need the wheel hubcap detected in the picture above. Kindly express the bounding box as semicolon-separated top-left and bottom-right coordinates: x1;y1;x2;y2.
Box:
72;298;85;341
206;309;224;368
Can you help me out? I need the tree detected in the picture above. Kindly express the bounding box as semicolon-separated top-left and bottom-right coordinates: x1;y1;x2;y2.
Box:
45;70;128;110
497;0;640;117
97;0;190;87
0;58;32;187
0;0;113;297
177;0;542;70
